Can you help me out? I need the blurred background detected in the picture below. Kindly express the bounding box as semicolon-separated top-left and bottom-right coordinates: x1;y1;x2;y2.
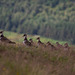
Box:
0;0;75;44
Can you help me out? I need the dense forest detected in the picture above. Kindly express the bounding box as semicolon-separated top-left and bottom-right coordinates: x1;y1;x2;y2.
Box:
0;0;75;44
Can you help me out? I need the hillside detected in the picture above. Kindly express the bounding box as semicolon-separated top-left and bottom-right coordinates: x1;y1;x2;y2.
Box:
0;42;75;75
0;0;75;43
3;31;68;44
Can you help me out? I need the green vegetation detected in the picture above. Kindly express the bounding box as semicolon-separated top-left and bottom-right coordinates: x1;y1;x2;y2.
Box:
3;31;67;44
0;42;75;75
0;0;75;44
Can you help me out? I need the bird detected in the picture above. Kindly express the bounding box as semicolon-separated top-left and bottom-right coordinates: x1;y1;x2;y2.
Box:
46;41;57;50
0;30;4;38
0;31;16;44
29;38;34;46
29;38;33;44
56;42;63;49
23;34;32;46
46;41;52;46
29;38;38;47
36;37;46;47
64;43;70;51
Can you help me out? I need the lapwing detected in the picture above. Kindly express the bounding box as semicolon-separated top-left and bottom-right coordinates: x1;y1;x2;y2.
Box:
0;31;16;44
46;41;56;50
36;37;46;47
23;34;31;46
64;43;70;51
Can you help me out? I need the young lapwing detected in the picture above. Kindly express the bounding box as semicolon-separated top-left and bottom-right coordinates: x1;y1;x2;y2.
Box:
36;37;46;47
64;43;70;51
46;41;56;50
56;42;63;49
29;38;34;45
29;38;38;48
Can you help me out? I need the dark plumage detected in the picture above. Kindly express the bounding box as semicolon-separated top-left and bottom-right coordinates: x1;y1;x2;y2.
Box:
46;41;56;50
0;30;4;34
23;34;32;46
56;42;63;48
46;41;52;46
64;43;70;50
36;37;46;47
0;31;16;44
37;37;44;44
29;38;38;47
29;38;34;44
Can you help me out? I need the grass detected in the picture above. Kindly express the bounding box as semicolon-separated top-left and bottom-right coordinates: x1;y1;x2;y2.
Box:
0;42;75;75
0;30;74;75
3;31;68;44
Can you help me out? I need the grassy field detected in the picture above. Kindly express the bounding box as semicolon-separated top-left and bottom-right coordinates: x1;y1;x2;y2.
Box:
3;31;68;45
0;42;75;75
0;31;75;75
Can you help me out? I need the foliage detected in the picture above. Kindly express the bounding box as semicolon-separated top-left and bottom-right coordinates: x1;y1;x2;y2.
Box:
0;0;75;44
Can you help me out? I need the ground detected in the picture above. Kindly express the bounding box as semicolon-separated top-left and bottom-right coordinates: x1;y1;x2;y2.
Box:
0;42;75;75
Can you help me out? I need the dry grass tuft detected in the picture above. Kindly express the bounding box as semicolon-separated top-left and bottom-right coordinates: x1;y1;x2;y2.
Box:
0;42;75;75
